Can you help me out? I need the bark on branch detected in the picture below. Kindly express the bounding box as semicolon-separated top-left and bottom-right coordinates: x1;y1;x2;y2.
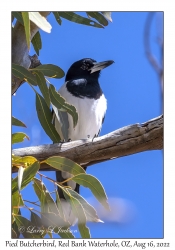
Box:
12;115;163;173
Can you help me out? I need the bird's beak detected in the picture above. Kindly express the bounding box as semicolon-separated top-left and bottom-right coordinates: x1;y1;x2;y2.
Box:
90;60;114;74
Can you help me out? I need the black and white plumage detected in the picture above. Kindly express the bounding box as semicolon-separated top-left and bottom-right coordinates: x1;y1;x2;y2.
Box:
53;58;114;224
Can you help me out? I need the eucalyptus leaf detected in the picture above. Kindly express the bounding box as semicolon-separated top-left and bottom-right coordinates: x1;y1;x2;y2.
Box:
12;156;37;167
12;161;40;194
55;189;65;220
63;190;90;238
72;174;110;210
12;221;20;238
35;91;61;142
52;12;62;25
33;178;60;215
12;116;26;127
29;12;52;33
34;71;50;107
66;188;102;223
22;12;30;49
49;84;78;128
86;12;108;26
31;31;42;56
12;228;17;238
14;215;42;238
44;156;85;176
52;104;69;141
18;166;24;191
12;132;29;144
58;12;103;28
12;63;37;86
41;212;69;229
12;12;23;24
30;211;43;227
101;12;112;22
12;192;24;216
30;64;65;79
55;227;75;239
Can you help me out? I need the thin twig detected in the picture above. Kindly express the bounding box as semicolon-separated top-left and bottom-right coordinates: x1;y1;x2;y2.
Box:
23;199;40;207
144;12;161;75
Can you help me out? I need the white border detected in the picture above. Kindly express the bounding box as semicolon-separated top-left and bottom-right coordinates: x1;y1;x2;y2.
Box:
1;1;175;248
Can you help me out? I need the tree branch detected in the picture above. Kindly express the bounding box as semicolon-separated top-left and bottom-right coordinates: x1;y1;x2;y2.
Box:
144;12;161;75
144;12;163;108
12;12;50;95
12;115;163;173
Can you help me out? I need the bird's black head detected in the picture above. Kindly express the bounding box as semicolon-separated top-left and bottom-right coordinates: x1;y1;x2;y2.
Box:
65;58;114;82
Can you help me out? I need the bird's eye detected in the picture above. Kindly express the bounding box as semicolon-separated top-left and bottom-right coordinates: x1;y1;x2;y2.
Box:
81;61;90;70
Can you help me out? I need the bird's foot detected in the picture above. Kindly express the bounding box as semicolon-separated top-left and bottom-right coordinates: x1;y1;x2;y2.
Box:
59;138;72;144
92;134;97;142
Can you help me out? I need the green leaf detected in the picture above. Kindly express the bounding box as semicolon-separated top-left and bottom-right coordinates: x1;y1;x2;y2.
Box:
12;228;17;238
53;12;62;25
18;166;24;191
41;212;70;229
32;178;48;213
12;116;26;127
12;63;37;86
41;212;70;228
66;188;102;223
101;12;112;22
30;64;65;79
63;190;90;238
86;12;108;26
12;192;24;216
49;84;78;128
12;12;23;24
30;211;43;227
44;156;85;176
35;91;61;143
78;223;90;239
12;161;40;195
58;12;104;28
22;12;30;49
55;189;65;220
29;12;52;33
12;221;20;238
52;104;69;141
71;174;110;210
12;155;21;163
14;215;42;238
34;71;50;107
54;227;75;238
33;178;60;215
12;132;29;144
31;31;42;56
12;156;37;167
33;179;73;230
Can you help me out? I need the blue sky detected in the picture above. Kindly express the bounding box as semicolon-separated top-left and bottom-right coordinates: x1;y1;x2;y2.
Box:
12;12;163;238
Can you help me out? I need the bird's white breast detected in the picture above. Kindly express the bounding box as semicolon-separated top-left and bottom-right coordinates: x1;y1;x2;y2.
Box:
58;82;107;140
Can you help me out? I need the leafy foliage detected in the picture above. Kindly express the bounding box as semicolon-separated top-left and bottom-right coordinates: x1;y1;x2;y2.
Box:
30;64;65;79
31;31;42;56
12;116;26;127
29;12;52;33
12;11;112;239
12;153;109;238
12;63;38;86
22;12;30;49
12;132;29;144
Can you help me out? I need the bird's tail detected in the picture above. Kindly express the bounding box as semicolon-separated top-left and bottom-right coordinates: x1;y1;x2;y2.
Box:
55;170;83;226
